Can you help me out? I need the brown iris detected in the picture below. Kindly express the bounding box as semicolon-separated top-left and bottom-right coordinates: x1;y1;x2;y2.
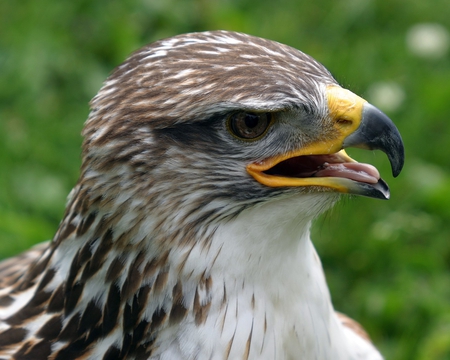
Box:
228;112;272;140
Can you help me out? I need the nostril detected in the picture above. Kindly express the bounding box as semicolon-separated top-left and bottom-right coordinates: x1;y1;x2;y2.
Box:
336;118;353;126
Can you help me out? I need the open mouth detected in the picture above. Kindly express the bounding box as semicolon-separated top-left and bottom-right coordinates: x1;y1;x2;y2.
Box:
246;149;391;199
263;151;380;185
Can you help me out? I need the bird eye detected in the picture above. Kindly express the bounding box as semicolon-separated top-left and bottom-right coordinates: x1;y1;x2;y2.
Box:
228;112;272;140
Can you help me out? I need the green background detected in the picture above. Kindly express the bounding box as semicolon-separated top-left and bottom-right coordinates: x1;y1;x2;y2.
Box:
1;0;449;359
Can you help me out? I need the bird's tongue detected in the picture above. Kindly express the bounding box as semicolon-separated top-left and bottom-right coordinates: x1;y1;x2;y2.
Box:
314;162;380;184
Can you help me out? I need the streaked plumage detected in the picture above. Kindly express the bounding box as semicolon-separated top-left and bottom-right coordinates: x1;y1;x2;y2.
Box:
0;31;404;359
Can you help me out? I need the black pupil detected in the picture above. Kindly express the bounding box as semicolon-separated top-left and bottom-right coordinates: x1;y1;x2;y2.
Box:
245;114;259;128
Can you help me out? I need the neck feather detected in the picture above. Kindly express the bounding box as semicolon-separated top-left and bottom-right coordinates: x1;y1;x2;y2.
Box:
2;189;355;359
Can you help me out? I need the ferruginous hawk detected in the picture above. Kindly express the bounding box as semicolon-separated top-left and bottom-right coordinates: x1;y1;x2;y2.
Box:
0;31;404;360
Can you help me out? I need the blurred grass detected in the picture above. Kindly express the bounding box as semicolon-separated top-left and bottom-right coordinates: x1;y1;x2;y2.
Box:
1;0;449;359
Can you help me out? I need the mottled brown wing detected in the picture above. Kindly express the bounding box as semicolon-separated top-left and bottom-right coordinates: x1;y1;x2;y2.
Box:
336;311;373;343
0;241;49;289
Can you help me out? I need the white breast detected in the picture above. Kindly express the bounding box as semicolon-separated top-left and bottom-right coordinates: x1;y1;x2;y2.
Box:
162;193;383;360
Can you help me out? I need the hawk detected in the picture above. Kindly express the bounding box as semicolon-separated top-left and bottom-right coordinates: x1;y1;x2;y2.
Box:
0;31;404;359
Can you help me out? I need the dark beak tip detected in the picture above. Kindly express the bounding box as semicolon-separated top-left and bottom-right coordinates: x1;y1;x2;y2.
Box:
392;160;404;178
352;178;391;200
389;135;405;178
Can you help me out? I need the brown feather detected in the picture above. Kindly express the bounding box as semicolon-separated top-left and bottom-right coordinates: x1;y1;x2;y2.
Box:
336;311;373;343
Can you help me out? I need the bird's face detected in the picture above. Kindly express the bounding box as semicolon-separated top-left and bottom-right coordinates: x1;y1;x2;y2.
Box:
79;31;404;231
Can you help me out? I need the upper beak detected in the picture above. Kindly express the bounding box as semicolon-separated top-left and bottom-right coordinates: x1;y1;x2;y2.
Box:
342;102;404;177
246;85;405;200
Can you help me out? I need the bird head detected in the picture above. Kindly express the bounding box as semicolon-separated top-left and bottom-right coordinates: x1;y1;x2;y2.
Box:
77;31;404;238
